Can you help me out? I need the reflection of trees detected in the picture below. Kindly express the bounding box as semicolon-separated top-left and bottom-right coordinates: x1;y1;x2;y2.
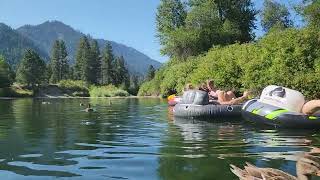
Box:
13;99;47;139
0;97;153;178
0;99;24;160
157;117;252;179
0;99;15;138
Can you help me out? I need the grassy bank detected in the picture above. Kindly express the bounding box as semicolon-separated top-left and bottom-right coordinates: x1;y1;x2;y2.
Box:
58;80;130;97
89;85;130;97
0;86;33;97
0;80;130;98
138;27;320;99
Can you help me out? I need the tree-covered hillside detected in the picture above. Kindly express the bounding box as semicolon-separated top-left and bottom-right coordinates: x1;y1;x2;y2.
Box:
17;21;161;74
0;23;48;69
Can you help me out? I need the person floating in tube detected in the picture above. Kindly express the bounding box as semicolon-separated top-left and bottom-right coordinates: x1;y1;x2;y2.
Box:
198;80;250;105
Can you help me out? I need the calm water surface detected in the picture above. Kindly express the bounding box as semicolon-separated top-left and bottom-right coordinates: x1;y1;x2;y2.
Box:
0;98;319;179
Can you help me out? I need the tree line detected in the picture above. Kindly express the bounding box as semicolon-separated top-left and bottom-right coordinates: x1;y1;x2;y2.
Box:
155;0;319;60
0;35;145;94
139;0;320;98
156;0;257;59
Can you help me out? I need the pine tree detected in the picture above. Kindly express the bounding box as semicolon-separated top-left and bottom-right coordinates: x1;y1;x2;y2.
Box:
50;40;69;83
114;56;129;88
0;55;13;88
16;49;46;87
75;36;91;82
129;74;139;95
59;40;69;80
146;65;155;81
101;42;114;85
90;40;101;84
50;40;60;83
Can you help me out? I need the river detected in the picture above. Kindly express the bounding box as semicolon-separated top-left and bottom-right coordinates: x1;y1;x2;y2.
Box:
0;98;318;179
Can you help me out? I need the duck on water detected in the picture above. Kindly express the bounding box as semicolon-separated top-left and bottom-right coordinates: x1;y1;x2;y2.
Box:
230;148;320;180
85;104;94;112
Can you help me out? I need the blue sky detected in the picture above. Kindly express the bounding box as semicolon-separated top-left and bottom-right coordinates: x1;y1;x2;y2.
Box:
0;0;303;63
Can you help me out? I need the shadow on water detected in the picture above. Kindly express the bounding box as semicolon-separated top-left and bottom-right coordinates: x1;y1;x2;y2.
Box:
0;98;319;179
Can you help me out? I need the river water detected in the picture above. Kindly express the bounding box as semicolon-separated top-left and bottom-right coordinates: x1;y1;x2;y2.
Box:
0;98;319;179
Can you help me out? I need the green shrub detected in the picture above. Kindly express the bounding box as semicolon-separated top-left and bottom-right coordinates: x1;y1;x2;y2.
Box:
89;85;129;97
139;27;320;99
58;80;88;92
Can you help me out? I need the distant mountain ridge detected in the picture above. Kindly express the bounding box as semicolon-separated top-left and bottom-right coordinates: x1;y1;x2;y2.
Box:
17;21;161;74
0;21;161;74
0;23;49;69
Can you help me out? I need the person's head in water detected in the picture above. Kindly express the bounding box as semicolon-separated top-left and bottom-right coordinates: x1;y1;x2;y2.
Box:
184;83;194;91
207;80;216;91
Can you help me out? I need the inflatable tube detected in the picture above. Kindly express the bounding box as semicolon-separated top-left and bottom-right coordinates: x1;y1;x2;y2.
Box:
242;99;320;129
173;103;242;118
173;90;243;118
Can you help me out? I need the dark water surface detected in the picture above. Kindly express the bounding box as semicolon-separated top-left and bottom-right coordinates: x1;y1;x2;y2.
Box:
0;98;319;179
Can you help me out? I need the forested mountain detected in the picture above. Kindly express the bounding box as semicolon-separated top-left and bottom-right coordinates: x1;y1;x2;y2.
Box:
17;21;161;74
0;23;48;69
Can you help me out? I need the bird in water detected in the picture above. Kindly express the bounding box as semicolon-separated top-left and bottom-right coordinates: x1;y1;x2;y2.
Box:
230;151;320;180
85;103;94;112
80;102;84;106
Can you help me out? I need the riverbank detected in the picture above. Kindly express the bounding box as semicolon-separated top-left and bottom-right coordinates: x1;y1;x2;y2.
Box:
0;86;33;97
0;83;132;98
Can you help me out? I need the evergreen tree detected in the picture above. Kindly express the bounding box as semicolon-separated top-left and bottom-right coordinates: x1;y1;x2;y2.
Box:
50;40;60;83
0;55;13;88
68;66;75;80
101;42;114;85
146;65;156;81
90;40;101;84
129;74;139;95
75;36;91;82
44;63;52;84
16;49;46;87
261;0;293;32
50;40;69;83
114;56;129;88
59;40;69;80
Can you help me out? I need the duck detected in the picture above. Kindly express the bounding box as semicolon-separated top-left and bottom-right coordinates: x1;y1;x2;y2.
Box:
85;104;94;112
230;162;296;180
80;102;84;106
230;153;320;180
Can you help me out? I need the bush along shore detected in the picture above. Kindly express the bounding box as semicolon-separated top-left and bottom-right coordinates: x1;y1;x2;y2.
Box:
139;0;320;100
0;80;131;98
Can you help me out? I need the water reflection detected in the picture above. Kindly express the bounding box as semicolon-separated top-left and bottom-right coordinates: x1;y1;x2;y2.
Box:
0;98;318;179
